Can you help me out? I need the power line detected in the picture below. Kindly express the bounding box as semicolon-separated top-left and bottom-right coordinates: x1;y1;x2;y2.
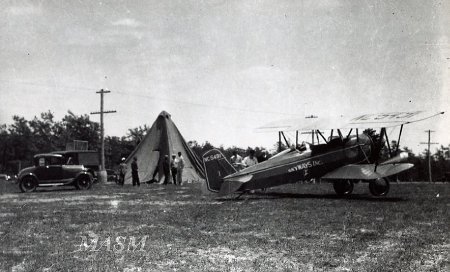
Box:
113;90;302;116
0;79;96;91
1;79;302;117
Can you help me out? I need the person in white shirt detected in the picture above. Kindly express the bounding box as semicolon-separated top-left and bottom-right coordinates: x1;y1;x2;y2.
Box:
118;157;127;186
242;149;258;168
230;150;244;170
177;152;185;185
170;154;178;185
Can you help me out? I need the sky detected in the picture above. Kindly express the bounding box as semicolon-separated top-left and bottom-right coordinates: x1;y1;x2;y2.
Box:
0;0;449;154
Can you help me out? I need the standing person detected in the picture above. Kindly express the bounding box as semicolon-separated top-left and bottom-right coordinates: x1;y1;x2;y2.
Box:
230;150;244;170
170;154;178;185
119;157;127;186
257;149;269;163
243;149;259;194
162;155;170;185
242;149;258;168
177;152;185;185
131;157;140;186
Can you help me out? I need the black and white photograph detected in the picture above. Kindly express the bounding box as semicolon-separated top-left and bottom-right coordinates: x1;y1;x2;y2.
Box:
0;0;449;271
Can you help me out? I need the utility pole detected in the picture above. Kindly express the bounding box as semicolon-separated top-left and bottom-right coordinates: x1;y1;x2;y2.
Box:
420;130;437;182
91;89;116;182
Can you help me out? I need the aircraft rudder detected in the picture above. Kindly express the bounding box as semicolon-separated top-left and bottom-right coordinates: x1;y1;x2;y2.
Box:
202;149;237;192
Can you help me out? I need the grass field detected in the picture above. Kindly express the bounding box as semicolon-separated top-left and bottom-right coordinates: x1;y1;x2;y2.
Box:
0;180;449;272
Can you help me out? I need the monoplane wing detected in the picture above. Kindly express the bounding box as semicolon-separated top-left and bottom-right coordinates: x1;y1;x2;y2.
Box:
256;111;444;132
321;163;414;180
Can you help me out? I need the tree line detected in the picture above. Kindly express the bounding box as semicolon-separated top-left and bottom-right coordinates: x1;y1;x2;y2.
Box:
1;111;449;181
0;111;141;173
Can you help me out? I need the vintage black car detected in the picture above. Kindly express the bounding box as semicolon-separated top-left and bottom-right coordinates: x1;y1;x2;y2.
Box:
17;153;93;192
52;150;100;182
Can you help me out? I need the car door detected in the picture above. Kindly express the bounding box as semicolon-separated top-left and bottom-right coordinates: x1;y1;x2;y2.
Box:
35;157;63;183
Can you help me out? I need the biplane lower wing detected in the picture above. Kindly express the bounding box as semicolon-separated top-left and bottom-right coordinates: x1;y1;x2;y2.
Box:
321;163;414;180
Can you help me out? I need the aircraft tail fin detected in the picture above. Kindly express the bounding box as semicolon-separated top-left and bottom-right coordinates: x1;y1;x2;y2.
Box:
202;149;237;192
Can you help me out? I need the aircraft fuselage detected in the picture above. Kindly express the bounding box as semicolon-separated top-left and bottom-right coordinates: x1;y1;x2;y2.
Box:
220;134;372;195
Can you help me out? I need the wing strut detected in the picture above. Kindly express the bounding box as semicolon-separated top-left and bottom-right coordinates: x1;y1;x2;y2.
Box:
346;129;353;140
278;131;282;152
337;129;343;140
395;124;404;155
374;127;386;172
317;130;328;143
360;144;371;163
281;131;290;147
383;128;393;158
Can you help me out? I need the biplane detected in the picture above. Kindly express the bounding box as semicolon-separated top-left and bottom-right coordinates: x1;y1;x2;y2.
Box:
202;111;445;197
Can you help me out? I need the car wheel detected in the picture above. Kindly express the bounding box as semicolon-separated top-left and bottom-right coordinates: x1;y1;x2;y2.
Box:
19;176;38;193
75;175;92;190
333;179;354;196
369;178;390;196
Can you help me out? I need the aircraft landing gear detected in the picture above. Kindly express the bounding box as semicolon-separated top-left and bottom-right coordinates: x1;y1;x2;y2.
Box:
333;179;354;196
235;191;247;200
369;178;390;196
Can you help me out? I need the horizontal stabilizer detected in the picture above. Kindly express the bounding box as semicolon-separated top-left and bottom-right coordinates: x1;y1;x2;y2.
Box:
218;175;253;196
219;180;244;196
322;163;414;180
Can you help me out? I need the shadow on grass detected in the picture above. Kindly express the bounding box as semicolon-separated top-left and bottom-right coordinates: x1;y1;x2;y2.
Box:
32;186;79;193
218;191;404;202
1;182;93;194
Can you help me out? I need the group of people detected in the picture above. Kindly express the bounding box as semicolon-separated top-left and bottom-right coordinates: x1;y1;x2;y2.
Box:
117;156;140;186
230;149;266;170
161;152;185;185
117;152;185;186
117;149;264;186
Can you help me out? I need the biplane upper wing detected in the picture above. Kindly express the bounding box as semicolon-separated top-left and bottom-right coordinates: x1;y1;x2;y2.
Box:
321;163;414;180
256;111;445;132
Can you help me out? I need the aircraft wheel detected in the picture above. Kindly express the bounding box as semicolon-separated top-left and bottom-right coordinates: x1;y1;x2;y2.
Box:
369;178;390;196
333;179;354;196
75;175;92;190
19;176;38;193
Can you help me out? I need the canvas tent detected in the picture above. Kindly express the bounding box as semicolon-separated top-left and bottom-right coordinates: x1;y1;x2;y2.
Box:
124;111;205;184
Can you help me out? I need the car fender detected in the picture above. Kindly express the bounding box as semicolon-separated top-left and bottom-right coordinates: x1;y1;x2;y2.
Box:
75;171;93;182
20;172;39;182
